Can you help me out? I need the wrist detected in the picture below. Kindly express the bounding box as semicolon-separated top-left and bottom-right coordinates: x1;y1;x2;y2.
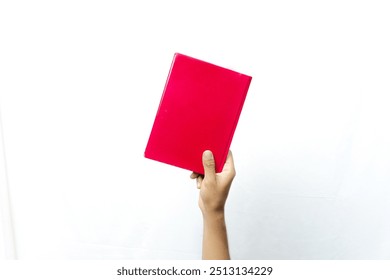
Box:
202;209;225;221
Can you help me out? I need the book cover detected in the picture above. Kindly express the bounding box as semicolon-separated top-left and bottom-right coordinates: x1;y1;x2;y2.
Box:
145;53;252;174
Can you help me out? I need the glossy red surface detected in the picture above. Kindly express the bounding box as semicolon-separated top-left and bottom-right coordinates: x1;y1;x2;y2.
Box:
145;53;252;174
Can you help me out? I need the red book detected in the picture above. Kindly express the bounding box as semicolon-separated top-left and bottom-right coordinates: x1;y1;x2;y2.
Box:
145;53;252;174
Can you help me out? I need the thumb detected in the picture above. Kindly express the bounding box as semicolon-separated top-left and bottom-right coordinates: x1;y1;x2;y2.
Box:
202;150;216;179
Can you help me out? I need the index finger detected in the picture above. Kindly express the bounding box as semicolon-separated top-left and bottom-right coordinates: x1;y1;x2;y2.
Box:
221;150;235;174
190;172;200;179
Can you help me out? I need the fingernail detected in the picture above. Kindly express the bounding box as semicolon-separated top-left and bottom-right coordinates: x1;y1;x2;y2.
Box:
203;150;213;160
197;177;201;188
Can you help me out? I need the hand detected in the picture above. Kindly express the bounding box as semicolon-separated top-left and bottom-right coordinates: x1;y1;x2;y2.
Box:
190;150;236;216
191;150;235;259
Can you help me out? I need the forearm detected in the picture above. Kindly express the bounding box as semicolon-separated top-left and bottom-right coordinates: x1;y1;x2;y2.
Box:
202;211;230;260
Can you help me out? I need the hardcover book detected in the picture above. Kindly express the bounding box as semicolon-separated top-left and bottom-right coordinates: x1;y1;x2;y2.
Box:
145;53;252;174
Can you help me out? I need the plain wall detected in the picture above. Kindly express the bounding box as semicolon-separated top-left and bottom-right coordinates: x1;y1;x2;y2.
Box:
0;0;389;259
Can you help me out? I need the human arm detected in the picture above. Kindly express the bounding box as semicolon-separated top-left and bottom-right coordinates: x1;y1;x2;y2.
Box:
190;150;235;260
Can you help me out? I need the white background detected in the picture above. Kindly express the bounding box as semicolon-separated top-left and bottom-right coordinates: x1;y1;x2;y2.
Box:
0;0;389;259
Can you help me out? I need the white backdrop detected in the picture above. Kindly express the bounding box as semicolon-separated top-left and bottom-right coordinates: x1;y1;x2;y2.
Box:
0;0;389;259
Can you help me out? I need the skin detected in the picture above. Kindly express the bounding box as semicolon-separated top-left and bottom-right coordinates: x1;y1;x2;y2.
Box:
190;150;236;260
